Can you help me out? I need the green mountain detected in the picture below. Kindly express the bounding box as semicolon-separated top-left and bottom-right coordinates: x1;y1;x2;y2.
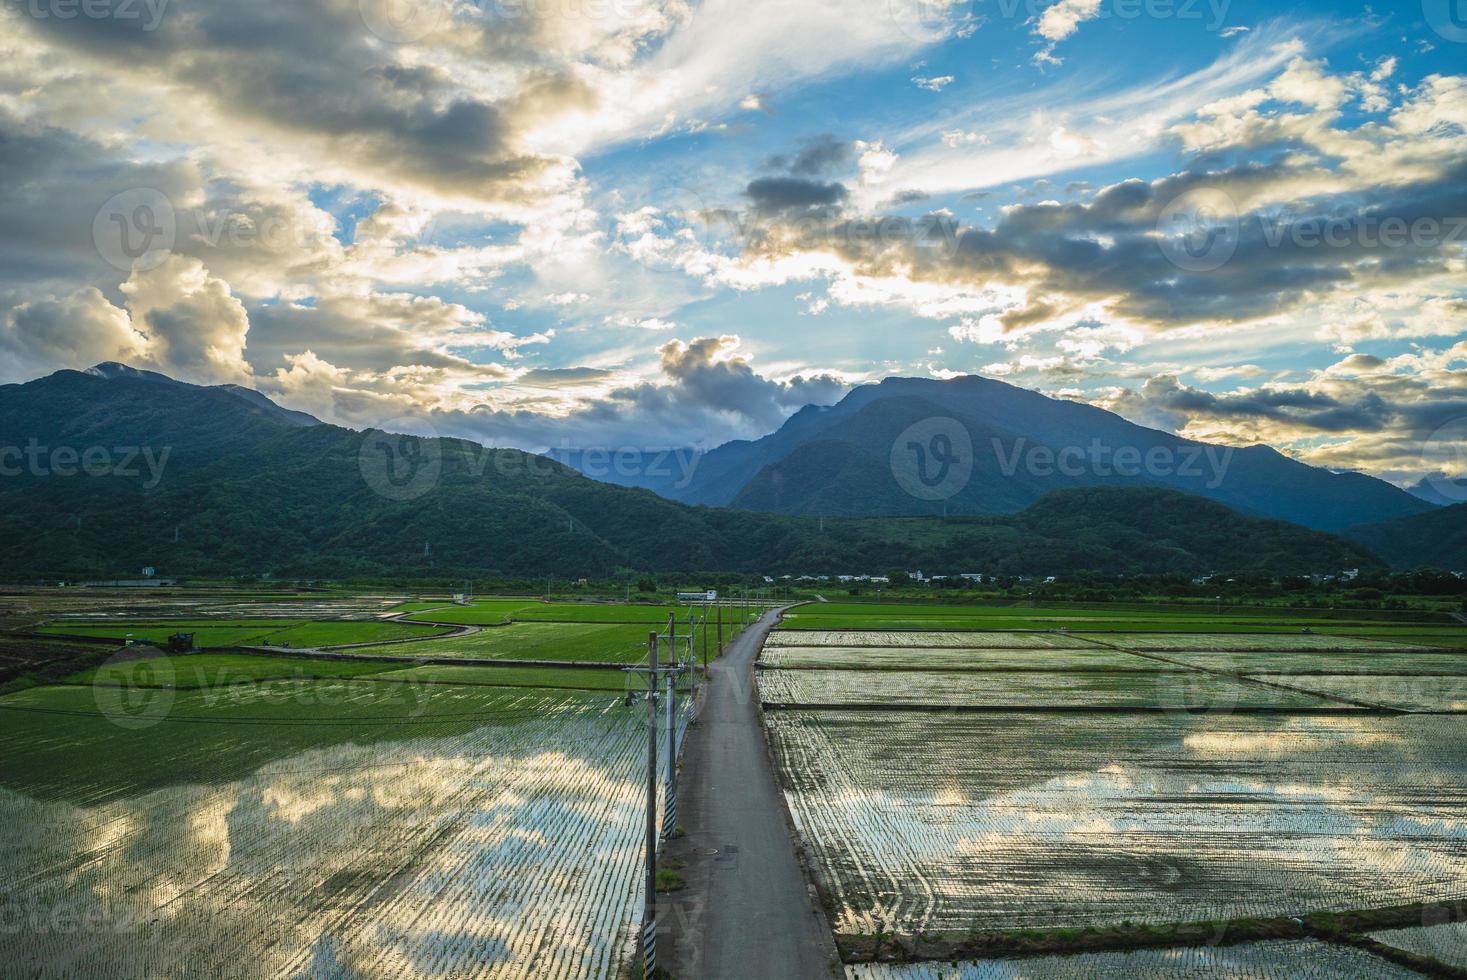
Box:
1347;504;1467;571
0;365;1382;579
565;375;1432;533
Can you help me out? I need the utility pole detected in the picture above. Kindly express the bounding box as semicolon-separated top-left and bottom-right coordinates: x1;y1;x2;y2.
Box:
716;602;723;656
663;659;679;841
701;601;708;670
640;632;659;978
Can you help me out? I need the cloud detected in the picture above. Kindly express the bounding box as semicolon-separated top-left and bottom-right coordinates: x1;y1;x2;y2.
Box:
423;335;853;451
744;177;850;214
689;57;1467;351
1097;345;1467;483
119;256;253;384
860;27;1308;206
766;135;856;177
913;75;955;92
0;288;147;382
1033;0;1102;63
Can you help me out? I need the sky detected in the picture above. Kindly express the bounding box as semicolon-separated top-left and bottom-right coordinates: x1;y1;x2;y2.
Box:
1;0;1465;488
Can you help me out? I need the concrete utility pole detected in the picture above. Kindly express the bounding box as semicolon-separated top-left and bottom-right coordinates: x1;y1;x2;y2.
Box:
663;659;678;841
716;602;723;656
640;631;659;978
701;600;708;669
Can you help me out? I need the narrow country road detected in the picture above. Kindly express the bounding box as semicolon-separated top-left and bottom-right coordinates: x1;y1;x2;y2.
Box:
661;608;840;979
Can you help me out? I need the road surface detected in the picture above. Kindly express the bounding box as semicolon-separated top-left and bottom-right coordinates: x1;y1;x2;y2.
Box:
660;608;839;979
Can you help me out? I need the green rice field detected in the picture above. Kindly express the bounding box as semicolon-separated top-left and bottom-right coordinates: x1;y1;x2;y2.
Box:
347;622;663;664
32;618;450;649
402;599;707;626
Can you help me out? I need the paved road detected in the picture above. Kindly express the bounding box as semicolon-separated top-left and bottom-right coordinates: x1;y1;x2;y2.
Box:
661;608;839;979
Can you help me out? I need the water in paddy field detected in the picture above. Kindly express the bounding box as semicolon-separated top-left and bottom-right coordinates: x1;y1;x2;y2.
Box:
843;939;1427;978
770;709;1467;935
0;684;694;979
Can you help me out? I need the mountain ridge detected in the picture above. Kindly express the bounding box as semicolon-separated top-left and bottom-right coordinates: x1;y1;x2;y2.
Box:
0;364;1382;579
560;374;1431;533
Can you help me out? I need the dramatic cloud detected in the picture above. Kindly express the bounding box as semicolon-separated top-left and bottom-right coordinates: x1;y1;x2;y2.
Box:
1;1;1463;485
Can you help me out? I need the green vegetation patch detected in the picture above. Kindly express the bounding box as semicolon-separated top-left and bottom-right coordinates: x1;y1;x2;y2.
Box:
403;598;706;626
0;681;616;804
347;621;657;664
33;618;448;649
386;663;639;693
70;653;410;689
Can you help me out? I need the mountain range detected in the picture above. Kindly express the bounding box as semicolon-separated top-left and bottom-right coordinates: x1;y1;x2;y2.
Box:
556;375;1433;534
0;364;1410;579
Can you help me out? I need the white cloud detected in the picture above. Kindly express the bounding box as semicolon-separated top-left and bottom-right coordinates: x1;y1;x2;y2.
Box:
913;75;955;92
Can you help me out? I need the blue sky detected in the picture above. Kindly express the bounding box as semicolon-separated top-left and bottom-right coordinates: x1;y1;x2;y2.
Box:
1;0;1464;485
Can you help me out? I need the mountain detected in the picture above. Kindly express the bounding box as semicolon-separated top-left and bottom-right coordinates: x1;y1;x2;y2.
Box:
562;375;1432;533
1405;476;1465;508
0;365;1382;579
1347;503;1467;571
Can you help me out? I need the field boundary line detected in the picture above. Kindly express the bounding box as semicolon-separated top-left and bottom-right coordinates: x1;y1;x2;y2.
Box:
1066;634;1404;712
231;646;634;670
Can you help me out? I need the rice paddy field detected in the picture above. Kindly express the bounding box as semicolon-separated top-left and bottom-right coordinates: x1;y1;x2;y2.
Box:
778;602;1467;641
32;618;451;649
760;601;1467;977
1271;673;1467;711
346;622;661;665
1371;919;1467;968
769;631;1098;649
402;599;709;626
756;668;1343;709
0;672;691;978
1116;648;1467;675
760;646;1159;671
842;940;1426;978
769;710;1467;934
